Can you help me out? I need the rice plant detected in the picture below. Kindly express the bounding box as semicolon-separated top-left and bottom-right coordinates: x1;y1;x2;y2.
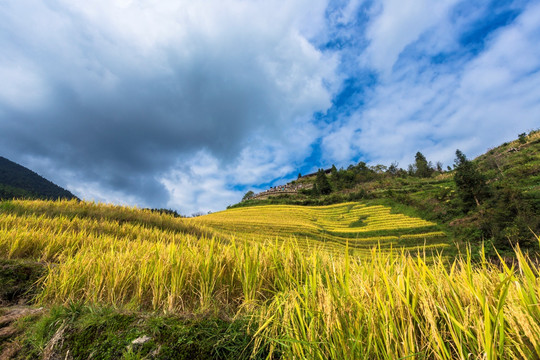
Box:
1;199;539;359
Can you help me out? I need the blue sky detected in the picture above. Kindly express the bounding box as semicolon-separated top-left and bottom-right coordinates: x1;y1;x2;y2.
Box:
1;0;539;214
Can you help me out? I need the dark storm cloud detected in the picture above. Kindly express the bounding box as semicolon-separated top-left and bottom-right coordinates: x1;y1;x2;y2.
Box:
0;0;335;207
2;70;274;205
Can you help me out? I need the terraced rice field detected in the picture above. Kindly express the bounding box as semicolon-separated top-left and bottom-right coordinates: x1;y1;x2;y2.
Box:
4;200;540;359
194;202;450;254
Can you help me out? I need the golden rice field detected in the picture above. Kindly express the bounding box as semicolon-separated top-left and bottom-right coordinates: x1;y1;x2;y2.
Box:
193;202;450;254
1;199;540;359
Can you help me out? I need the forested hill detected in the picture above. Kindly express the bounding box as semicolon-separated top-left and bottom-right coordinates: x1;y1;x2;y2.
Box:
0;156;77;201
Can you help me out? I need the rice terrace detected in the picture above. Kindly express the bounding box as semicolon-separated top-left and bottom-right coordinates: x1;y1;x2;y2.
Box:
1;1;540;359
195;203;449;254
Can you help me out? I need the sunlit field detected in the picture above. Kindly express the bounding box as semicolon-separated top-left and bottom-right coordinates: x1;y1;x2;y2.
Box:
193;202;450;255
1;199;539;359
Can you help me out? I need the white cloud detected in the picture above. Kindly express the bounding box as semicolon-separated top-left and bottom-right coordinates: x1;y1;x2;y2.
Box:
160;151;243;215
160;115;321;213
321;124;358;164
364;0;460;74
69;181;143;207
0;62;48;110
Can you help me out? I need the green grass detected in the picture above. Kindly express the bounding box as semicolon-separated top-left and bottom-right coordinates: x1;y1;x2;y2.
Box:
0;258;45;305
15;304;268;360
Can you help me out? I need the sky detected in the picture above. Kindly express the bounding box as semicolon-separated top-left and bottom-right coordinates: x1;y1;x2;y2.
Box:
1;0;539;215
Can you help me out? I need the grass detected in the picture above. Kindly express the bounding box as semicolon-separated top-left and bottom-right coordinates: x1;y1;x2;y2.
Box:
1;199;540;359
0;258;45;305
16;304;265;360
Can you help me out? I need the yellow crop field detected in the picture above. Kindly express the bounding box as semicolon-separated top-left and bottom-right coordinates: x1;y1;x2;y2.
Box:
2;199;540;359
193;202;450;254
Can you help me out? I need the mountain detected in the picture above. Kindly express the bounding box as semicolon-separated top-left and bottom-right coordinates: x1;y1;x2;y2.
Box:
0;156;77;201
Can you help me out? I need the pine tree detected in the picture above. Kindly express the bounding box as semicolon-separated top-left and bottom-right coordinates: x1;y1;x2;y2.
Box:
315;169;332;195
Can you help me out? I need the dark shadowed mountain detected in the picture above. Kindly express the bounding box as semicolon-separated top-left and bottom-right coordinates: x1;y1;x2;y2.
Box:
0;156;78;201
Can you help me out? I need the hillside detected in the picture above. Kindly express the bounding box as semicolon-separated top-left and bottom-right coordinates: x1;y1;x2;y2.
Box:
194;202;450;255
238;129;540;251
1;200;540;359
0;156;77;201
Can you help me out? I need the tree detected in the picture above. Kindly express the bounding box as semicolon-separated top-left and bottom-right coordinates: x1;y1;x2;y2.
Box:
453;150;489;211
330;164;338;177
242;190;255;201
414;152;433;178
486;181;538;248
371;164;388;174
387;162;399;176
330;164;341;190
314;169;332;195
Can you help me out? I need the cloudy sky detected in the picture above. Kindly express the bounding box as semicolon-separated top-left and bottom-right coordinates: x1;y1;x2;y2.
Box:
1;0;539;214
